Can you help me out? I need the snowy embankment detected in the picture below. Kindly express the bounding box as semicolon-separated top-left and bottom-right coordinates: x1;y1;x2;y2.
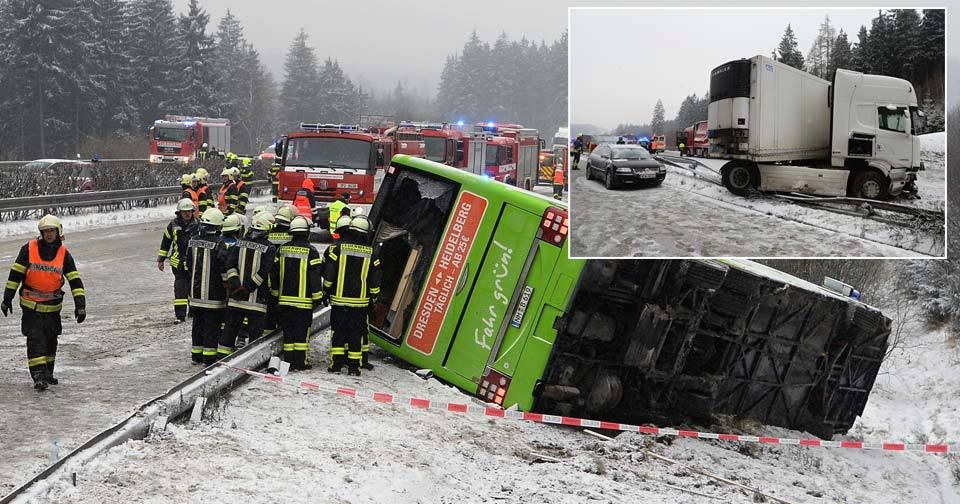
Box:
38;328;960;503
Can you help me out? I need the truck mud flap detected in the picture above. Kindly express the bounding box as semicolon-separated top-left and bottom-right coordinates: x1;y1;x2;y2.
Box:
534;259;890;438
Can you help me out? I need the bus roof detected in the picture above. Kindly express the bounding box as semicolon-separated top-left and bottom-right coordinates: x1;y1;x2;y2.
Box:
391;154;567;213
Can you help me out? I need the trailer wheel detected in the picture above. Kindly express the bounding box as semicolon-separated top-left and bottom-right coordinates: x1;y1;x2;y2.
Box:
851;169;889;201
721;161;758;196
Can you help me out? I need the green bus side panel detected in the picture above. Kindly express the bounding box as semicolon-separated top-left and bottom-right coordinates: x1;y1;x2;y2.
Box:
443;204;541;384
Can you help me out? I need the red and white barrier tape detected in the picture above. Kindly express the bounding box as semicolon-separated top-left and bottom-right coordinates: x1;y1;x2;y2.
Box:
219;364;957;455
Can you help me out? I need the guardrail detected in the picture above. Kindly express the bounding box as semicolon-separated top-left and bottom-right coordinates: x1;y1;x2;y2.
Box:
0;180;269;214
0;159;150;166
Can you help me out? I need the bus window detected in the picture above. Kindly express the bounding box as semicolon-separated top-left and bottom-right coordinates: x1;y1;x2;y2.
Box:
368;168;461;343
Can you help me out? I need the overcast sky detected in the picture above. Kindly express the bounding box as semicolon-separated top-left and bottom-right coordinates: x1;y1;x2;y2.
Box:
173;0;566;98
571;8;943;131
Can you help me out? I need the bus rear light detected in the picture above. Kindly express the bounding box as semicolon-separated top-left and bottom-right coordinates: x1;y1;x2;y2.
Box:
478;368;512;405
539;207;568;246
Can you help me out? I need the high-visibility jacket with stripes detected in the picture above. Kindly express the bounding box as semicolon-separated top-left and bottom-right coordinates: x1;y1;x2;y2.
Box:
225;234;276;313
235;180;249;214
197;184;214;213
240;164;254;184
157;217;198;270
185;232;229;309
270;163;280;186
217;181;238;215
322;241;381;308
270;236;323;310
182;187;200;211
4;239;85;314
267;227;293;246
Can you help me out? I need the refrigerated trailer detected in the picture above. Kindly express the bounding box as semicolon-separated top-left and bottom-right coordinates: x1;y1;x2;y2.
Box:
366;155;891;438
708;55;925;200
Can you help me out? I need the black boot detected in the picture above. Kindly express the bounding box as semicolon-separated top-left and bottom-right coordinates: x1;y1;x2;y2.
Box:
46;361;58;384
34;376;48;391
327;364;343;374
361;361;375;371
347;367;361;377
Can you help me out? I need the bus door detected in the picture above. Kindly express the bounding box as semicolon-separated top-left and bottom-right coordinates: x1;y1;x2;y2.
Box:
442;204;542;392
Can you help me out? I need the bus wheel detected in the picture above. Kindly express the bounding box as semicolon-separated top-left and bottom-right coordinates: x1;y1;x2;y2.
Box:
721;161;758;196
851;169;889;201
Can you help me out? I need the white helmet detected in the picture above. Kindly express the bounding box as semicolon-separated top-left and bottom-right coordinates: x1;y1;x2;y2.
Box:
348;215;370;235
200;208;225;227
289;216;311;233
335;215;352;232
222;214;242;234
38;214;63;237
177;198;196;213
251;213;273;232
221;169;234;181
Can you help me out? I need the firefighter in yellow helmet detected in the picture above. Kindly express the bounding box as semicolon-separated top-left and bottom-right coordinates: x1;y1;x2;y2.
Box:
2;215;86;391
270;215;323;371
323;214;380;376
157;199;200;322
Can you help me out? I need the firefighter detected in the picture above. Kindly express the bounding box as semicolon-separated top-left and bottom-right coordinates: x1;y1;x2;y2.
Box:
2;215;86;391
239;157;254;184
185;208;229;365
679;141;686;157
293;178;317;221
231;167;249;215
221;213;242;249
552;165;565;200
198;143;208;163
271;216;323;371
572;134;584;169
220;214;277;355
323;215;381;376
157;199;200;323
328;192;351;240
195;168;214;214
616;137;626;145
226;152;239;169
268;206;296;246
182;173;200;210
269;162;281;203
217;168;239;215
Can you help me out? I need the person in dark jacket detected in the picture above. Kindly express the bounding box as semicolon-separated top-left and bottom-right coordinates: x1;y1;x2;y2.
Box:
2;215;86;391
270;216;323;371
184;208;229;365
221;213;277;354
157;199;200;322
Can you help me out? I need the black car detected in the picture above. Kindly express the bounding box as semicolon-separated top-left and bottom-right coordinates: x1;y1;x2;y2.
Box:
586;143;665;189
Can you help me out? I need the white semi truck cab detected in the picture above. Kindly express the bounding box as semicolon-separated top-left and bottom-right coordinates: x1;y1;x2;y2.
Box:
708;55;925;200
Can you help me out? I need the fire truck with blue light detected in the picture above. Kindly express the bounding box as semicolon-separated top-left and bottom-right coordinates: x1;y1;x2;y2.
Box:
149;115;230;164
275;123;388;205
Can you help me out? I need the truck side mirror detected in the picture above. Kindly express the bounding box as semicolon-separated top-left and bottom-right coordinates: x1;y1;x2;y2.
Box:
539;139;545;149
275;142;283;158
885;104;898;111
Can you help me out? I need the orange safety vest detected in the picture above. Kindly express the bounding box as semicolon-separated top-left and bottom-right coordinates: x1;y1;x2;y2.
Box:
553;168;565;185
217;182;232;211
293;189;313;219
184;187;200;209
23;240;66;303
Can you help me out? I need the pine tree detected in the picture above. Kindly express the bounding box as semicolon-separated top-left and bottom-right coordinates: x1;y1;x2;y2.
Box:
127;0;183;128
213;10;247;123
918;9;945;101
651;99;665;134
177;0;216;116
316;58;360;124
849;25;870;72
827;30;852;81
776;24;805;70
806;16;836;79
279;29;320;128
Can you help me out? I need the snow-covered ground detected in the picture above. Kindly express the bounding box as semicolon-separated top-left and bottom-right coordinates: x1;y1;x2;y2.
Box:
35;324;960;503
570;134;945;258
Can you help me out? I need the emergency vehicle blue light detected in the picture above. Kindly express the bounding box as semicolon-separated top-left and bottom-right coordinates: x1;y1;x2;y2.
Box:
486;122;495;128
457;120;465;126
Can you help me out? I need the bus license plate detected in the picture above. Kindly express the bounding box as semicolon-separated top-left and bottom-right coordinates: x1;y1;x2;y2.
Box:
510;286;534;328
638;171;656;179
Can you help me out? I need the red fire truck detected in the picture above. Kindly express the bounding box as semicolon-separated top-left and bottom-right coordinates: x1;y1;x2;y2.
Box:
366;122;427;158
275;124;387;205
465;123;543;190
677;120;710;157
149;115;230;164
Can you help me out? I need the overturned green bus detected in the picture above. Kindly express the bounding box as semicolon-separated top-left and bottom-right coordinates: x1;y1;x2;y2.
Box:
366;155;890;437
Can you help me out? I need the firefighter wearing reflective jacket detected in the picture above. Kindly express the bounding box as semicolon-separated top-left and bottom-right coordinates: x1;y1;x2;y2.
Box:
157;199;200;322
270;162;281;203
185;209;229;365
182;174;201;215
323;215;381;376
234;167;250;215
293;178;316;221
268;206;296;246
270;216;323;371
328;193;351;240
217;168;239;215
2;215;86;391
221;214;276;354
239;157;254;184
195;168;214;214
